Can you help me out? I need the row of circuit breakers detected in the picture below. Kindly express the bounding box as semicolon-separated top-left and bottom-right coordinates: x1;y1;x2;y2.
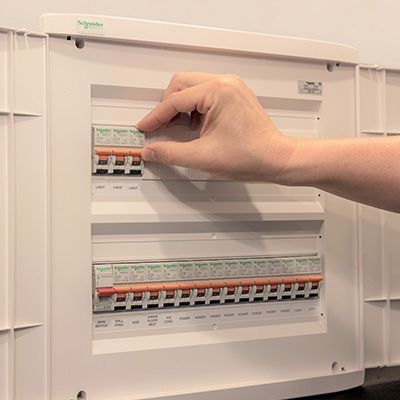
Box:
92;125;144;175
91;124;324;313
93;256;323;312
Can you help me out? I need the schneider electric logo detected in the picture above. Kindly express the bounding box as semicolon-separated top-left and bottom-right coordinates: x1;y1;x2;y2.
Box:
113;128;128;135
96;266;111;273
96;128;111;133
76;18;105;35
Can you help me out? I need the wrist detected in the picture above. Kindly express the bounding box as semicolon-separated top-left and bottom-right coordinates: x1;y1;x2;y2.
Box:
270;137;326;187
275;137;339;188
259;134;300;185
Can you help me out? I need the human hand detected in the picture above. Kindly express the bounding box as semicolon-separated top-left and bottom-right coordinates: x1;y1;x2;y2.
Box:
137;72;296;182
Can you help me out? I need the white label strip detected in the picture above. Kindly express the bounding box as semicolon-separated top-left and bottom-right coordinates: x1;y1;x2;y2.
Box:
92;179;141;194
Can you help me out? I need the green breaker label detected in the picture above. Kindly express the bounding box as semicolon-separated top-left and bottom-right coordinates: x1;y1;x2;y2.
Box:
148;264;162;270
179;263;193;268
195;263;208;267
164;264;178;268
113;266;129;272
96;128;111;134
225;262;239;267
96;266;111;273
113;128;128;135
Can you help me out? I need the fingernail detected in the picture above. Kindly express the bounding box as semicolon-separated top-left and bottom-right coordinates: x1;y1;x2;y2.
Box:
142;148;159;162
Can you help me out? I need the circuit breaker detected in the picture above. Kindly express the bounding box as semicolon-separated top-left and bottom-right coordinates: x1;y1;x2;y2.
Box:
1;14;366;400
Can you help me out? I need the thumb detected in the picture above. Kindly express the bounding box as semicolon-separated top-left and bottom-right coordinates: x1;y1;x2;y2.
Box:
141;140;205;170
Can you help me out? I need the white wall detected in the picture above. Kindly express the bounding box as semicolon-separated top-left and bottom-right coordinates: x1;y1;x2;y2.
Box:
2;0;400;67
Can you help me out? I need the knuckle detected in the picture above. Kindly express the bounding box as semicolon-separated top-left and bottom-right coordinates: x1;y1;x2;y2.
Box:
162;146;174;165
212;74;243;98
170;72;183;85
221;74;243;86
226;74;244;84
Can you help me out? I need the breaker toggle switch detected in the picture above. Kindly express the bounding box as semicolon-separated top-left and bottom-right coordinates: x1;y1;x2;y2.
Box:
295;277;308;299
93;288;116;312
93;148;143;175
97;288;116;296
308;276;323;298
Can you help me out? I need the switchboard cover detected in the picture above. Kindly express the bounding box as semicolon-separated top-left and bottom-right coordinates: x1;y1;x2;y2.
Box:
1;14;367;400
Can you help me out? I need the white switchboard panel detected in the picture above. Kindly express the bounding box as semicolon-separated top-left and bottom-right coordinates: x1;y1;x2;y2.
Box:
3;13;389;400
358;65;400;368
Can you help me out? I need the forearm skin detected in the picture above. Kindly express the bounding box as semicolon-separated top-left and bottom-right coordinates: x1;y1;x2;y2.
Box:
278;136;400;213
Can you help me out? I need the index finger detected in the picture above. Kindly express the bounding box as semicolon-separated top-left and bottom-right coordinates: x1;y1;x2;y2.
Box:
136;82;213;132
162;71;220;100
